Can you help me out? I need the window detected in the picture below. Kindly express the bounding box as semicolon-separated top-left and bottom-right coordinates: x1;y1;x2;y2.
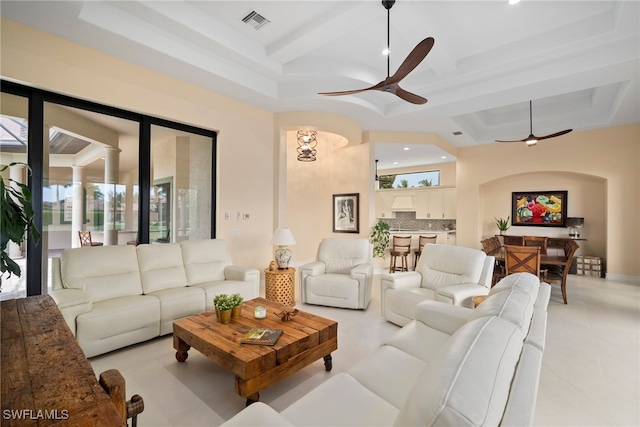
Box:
378;170;440;189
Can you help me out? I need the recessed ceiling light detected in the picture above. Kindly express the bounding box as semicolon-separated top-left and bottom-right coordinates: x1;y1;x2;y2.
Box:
393;161;398;165
441;156;447;159
508;0;521;4
403;147;410;151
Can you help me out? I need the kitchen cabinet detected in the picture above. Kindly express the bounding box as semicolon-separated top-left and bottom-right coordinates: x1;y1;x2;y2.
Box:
415;188;457;219
375;191;396;219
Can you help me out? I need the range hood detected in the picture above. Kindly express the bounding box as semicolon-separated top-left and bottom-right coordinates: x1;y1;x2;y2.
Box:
391;195;415;211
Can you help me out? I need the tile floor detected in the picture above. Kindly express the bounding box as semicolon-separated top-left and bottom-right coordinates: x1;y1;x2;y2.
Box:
88;274;640;426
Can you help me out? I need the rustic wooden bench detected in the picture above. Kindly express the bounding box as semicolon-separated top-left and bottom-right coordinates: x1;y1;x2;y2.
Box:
1;295;129;426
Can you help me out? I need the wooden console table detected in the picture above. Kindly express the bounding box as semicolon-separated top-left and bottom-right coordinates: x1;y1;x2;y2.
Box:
1;295;125;426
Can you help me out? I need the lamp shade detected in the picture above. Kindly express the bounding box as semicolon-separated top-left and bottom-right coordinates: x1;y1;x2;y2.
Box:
566;217;584;227
271;228;296;246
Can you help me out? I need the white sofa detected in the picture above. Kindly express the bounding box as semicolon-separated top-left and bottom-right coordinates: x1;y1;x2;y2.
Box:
299;238;373;309
222;272;550;427
381;243;495;326
50;239;259;357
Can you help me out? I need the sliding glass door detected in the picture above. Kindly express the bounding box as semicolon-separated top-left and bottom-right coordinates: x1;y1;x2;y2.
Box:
149;124;213;243
1;80;216;296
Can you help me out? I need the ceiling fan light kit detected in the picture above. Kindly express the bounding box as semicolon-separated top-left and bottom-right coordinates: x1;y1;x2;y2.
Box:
318;0;433;105
496;100;572;146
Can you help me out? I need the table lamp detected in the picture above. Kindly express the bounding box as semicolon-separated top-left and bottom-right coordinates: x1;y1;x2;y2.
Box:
271;228;296;269
566;217;584;239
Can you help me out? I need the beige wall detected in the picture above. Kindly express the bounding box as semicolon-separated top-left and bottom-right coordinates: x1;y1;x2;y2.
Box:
457;124;639;279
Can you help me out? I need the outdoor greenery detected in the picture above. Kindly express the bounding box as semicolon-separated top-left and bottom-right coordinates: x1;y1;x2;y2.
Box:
370;220;390;258
378;174;396;189
0;163;40;287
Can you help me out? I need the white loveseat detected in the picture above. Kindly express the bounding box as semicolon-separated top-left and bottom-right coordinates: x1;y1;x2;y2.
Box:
50;239;259;357
381;243;495;326
222;272;550;427
299;238;373;309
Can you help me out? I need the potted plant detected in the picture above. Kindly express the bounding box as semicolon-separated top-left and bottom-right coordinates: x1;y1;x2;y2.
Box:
1;162;40;290
213;294;234;324
495;216;510;235
370;220;390;258
230;293;243;319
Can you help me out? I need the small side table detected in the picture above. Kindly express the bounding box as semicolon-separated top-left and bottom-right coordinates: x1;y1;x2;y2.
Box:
472;295;488;308
264;267;296;307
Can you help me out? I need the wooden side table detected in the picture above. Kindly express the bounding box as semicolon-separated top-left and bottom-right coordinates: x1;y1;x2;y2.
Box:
264;267;296;306
472;295;488;308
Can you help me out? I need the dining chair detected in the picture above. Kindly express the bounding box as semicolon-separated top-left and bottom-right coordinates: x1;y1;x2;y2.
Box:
481;236;504;286
389;235;412;273
78;231;103;247
504;245;545;280
524;236;548;255
502;235;524;246
413;235;437;270
543;239;579;304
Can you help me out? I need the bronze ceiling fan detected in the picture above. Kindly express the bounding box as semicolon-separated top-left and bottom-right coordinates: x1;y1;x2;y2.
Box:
496;100;572;146
318;0;434;105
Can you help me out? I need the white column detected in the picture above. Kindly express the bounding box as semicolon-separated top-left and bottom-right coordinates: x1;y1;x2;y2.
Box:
8;163;25;258
103;147;120;245
71;166;85;248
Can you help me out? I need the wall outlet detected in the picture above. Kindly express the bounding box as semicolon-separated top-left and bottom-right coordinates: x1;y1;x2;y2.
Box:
243;213;250;220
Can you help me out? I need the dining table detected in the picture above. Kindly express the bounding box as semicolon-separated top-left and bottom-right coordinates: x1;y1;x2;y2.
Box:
488;247;568;266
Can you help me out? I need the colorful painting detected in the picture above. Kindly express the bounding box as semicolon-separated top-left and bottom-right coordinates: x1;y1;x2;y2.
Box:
512;191;567;227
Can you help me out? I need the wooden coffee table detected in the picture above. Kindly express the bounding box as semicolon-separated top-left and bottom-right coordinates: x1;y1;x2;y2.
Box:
172;297;337;405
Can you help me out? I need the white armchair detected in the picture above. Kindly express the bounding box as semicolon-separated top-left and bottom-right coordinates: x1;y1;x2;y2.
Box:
300;238;373;309
381;244;494;326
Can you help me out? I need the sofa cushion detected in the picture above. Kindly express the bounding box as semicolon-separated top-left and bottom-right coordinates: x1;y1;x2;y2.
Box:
137;243;188;294
317;238;371;274
348;345;427;409
417;244;486;290
146;286;205;335
394;316;523;427
281;373;399;426
181;239;231;284
76;295;160;358
61;245;143;303
384;318;451;362
468;272;540;335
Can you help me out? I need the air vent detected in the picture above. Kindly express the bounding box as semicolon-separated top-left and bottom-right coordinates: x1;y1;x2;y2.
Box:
452;131;463;136
241;11;270;30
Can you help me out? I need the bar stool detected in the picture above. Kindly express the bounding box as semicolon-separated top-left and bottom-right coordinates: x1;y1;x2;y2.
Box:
413;235;437;270
389;235;412;273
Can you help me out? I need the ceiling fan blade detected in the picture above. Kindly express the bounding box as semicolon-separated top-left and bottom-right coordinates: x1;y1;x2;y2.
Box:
393;85;428;105
495;138;527;143
536;129;573;140
387;37;435;85
318;80;386;97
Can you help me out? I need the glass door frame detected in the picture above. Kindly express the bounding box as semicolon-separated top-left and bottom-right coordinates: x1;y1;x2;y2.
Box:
1;80;217;296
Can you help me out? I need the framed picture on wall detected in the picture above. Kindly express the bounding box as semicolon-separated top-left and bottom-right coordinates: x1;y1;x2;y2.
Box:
333;193;359;233
512;191;567;227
